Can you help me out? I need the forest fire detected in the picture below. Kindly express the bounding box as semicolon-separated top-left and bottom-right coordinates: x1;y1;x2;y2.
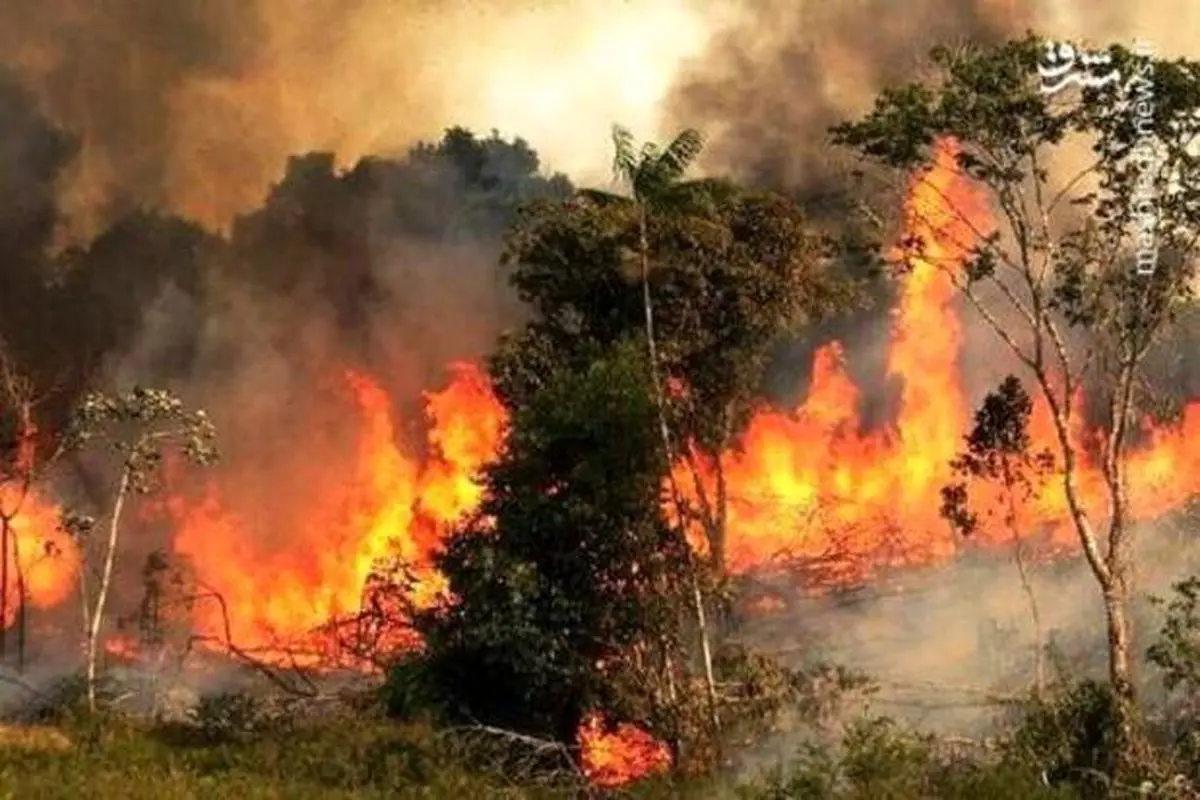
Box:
4;138;1200;787
680;140;1200;579
167;361;507;659
0;494;75;629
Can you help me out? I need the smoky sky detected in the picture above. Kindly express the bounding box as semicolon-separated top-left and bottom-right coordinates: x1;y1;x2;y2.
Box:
665;0;1034;197
0;0;265;232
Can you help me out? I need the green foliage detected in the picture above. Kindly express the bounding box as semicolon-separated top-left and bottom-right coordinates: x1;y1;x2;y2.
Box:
581;124;712;211
743;717;1065;800
1149;577;1200;694
67;386;218;494
941;375;1055;537
831;34;1200;406
1148;577;1200;781
496;164;856;572
400;344;692;745
1006;680;1132;794
0;715;561;799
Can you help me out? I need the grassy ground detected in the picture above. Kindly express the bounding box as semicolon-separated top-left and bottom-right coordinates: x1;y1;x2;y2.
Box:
0;717;564;799
0;712;1070;800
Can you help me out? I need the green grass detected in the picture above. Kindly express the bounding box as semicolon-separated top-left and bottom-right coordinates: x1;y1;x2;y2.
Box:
0;716;568;799
0;710;1075;799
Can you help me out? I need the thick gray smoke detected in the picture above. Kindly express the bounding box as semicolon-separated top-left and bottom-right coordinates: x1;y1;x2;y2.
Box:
665;0;1031;196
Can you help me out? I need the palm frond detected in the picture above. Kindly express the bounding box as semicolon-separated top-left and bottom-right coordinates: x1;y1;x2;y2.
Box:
610;125;639;185
656;129;705;183
576;188;631;207
658;178;730;215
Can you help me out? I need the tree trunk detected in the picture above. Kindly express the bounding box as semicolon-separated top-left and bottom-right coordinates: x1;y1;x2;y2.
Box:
86;466;130;713
1102;575;1139;763
1002;472;1043;697
11;528;25;673
1012;530;1044;697
636;205;721;741
0;516;8;661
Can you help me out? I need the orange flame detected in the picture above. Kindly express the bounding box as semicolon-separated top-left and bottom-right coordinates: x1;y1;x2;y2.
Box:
170;361;506;659
0;494;77;626
0;415;77;627
677;140;1200;581
577;711;671;787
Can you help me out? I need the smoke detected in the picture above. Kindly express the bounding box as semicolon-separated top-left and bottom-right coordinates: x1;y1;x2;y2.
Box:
0;0;712;240
730;515;1199;778
663;0;1029;196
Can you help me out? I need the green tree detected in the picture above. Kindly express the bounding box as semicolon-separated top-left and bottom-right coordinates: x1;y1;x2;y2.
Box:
398;345;696;760
65;387;218;711
832;34;1200;767
941;375;1055;695
495;130;850;572
493;142;850;745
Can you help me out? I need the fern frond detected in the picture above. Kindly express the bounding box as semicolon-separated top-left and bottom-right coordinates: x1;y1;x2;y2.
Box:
610;124;638;185
576;188;631;207
657;129;705;183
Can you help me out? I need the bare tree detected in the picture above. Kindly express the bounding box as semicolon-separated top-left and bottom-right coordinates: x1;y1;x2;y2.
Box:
0;338;63;672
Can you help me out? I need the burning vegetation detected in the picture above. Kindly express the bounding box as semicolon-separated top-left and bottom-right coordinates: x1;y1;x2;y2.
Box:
0;23;1199;799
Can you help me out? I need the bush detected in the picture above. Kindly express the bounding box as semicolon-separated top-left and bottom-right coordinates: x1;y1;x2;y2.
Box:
741;717;1064;800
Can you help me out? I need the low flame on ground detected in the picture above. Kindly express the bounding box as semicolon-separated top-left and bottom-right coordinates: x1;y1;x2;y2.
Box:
577;711;671;787
5;138;1200;785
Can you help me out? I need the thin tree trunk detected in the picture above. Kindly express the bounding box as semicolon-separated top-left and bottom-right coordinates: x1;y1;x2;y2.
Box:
998;470;1046;700
636;205;721;740
1005;487;1044;696
1013;541;1044;696
12;528;25;673
1103;574;1138;759
86;466;130;712
1101;354;1140;767
0;516;8;661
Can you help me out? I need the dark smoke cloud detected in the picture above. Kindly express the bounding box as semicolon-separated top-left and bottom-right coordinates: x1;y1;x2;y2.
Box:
665;0;1037;423
0;0;264;236
666;0;1032;198
0;66;76;265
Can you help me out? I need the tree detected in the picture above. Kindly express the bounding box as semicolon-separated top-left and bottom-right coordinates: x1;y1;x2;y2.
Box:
495;130;853;743
65;387;217;711
503;126;852;572
832;34;1200;766
0;339;56;671
575;126;725;739
397;345;698;762
941;375;1055;695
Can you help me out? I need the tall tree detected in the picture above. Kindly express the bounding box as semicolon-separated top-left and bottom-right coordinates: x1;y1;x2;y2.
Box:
575;125;723;735
832;35;1200;768
398;345;696;760
498;128;850;572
